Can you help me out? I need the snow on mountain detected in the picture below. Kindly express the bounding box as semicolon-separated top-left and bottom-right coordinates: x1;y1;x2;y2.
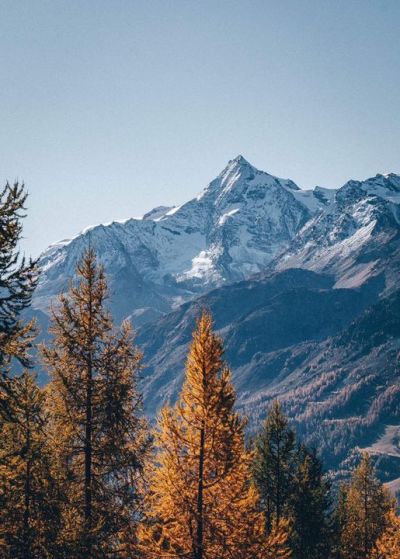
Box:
34;156;400;326
275;173;400;291
34;156;327;320
142;206;175;220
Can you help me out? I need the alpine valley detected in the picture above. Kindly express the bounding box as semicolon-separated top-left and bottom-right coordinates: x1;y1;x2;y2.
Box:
33;156;400;494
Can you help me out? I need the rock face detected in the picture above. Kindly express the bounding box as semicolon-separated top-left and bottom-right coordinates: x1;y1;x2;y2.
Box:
34;158;400;325
275;173;400;292
32;156;400;493
33;156;328;324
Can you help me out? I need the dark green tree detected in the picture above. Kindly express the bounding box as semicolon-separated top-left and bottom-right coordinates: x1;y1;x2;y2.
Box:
331;483;349;559
252;400;296;532
289;445;331;559
0;182;37;371
0;182;37;423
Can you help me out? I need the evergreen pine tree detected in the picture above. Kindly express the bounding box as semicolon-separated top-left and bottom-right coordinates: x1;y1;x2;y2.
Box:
0;182;37;423
0;182;37;373
337;453;392;559
0;371;60;559
252;400;296;532
289;445;331;559
331;482;349;559
139;312;291;559
41;249;149;558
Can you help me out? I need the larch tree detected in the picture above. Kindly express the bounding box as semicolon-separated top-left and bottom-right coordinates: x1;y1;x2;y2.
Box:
0;370;60;559
371;509;400;559
139;311;291;559
252;400;296;532
41;248;149;559
337;453;392;559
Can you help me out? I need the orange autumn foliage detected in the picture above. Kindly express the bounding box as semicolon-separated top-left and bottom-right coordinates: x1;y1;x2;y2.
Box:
139;311;291;559
371;509;400;559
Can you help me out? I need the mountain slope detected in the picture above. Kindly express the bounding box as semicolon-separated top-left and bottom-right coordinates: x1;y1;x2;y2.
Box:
33;156;328;323
135;269;399;488
135;268;381;416
274;173;400;292
34;158;400;327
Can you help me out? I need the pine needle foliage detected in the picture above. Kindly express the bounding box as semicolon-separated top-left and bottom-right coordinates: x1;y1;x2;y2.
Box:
252;400;296;531
289;445;331;559
140;311;291;559
0;182;37;423
0;182;37;372
42;249;149;558
331;481;349;559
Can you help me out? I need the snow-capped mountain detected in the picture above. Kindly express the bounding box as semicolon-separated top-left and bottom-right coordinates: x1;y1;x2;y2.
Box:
276;173;400;291
34;156;400;328
33;155;328;322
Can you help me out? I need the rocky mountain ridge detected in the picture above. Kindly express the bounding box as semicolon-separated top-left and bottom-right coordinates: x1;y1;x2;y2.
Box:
33;156;400;324
33;156;330;321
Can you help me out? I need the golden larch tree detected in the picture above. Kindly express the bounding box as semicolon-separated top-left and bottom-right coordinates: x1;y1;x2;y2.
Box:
139;311;291;559
371;509;400;559
0;371;60;559
338;453;392;559
42;249;149;558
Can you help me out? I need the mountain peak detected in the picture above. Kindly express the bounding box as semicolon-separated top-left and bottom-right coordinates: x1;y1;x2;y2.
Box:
231;154;251;166
225;154;257;174
219;154;257;182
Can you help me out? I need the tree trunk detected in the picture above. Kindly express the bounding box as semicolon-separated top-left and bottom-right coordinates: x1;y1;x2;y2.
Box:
23;448;31;559
195;424;205;559
363;477;368;559
84;364;93;556
23;403;31;559
84;270;94;557
276;435;281;524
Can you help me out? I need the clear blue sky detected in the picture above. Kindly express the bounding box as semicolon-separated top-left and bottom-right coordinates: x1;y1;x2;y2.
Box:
1;0;399;257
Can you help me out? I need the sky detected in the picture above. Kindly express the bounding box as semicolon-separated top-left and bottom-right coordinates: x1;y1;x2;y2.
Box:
1;0;399;258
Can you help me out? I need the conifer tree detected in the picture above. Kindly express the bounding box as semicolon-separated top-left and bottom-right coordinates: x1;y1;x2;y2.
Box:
42;249;149;558
337;453;392;559
0;182;37;422
252;400;296;532
289;445;331;559
331;482;349;559
139;312;291;559
0;182;37;373
0;370;60;559
371;509;400;559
